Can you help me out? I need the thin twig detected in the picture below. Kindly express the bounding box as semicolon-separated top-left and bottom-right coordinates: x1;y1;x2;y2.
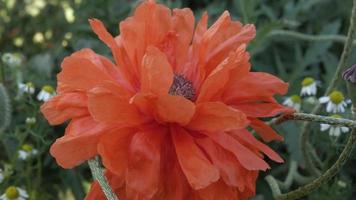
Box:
269;30;356;45
88;157;118;200
265;175;282;197
272;113;356;128
299;0;356;175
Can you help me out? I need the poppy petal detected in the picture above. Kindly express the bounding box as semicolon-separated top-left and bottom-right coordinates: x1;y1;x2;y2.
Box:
223;72;289;103
196;137;245;190
197;45;250;102
203;131;270;171
98;128;134;177
232;129;284;163
171;126;219;189
155;94;195;125
233;102;294;118
250;119;284;142
50;116;108;168
126;129;163;199
40;93;89;125
141;46;174;95
88;81;145;125
58;56;114;92
188;102;248;132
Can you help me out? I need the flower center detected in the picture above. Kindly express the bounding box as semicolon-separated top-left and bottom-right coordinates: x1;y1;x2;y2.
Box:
169;75;195;101
21;144;33;152
290;95;301;103
301;77;315;86
42;85;55;93
329;91;344;104
25;82;34;88
5;186;19;199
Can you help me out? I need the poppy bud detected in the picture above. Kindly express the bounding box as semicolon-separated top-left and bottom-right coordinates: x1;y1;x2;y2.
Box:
343;65;356;106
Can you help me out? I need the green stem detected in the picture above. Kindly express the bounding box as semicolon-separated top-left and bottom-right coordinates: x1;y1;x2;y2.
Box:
273;113;356;128
269;30;356;45
88;157;118;200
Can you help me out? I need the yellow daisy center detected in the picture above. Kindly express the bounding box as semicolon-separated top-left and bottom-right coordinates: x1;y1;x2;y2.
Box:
301;77;315;86
42;85;55;94
5;186;19;199
329;91;344;104
290;95;301;103
21;144;33;152
330;114;341;118
25;82;34;88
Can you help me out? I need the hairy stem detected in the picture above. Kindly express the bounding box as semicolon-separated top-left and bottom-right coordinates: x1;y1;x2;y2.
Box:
269;30;356;45
88;157;118;200
299;0;356;175
273;113;356;128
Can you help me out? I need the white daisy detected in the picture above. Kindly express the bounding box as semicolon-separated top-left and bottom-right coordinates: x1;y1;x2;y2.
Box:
0;186;28;200
1;53;22;68
283;94;301;111
300;77;317;96
320;115;350;137
25;117;36;125
319;90;349;113
37;85;56;101
0;168;3;184
18;82;35;95
18;144;38;160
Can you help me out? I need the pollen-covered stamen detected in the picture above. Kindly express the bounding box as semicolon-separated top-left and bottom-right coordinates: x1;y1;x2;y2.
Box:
169;75;196;101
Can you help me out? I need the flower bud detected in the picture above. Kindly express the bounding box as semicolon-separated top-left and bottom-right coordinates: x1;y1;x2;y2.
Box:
343;65;356;106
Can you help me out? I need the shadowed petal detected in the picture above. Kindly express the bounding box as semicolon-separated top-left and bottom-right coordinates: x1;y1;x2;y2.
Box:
188;102;248;132
171;126;219;189
141;47;174;95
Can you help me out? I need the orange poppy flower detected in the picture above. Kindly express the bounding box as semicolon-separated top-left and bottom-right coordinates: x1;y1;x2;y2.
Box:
41;0;294;199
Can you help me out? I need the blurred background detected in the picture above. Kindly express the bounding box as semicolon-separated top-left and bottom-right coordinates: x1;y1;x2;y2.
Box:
0;0;355;199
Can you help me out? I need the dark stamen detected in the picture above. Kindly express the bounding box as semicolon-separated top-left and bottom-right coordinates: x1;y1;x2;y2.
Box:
169;75;196;101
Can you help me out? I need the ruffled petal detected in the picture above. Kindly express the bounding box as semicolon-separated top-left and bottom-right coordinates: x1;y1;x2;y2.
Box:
197;45;250;102
89;19;136;90
232;129;284;163
196;137;245;190
120;0;171;67
88;81;146;125
171;126;219;189
187;102;248;132
98;128;134;177
233;102;294;118
250;119;284;142
141;47;174;95
40;92;89;125
195;180;238;200
50;116;108;168
154;94;195;125
203;131;270;171
57;54;115;93
223;72;289;103
126;129;164;199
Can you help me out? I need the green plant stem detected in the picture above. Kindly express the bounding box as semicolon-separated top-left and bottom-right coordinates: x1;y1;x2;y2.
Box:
88;157;118;200
298;0;356;176
274;129;356;200
273;113;356;128
269;30;356;45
